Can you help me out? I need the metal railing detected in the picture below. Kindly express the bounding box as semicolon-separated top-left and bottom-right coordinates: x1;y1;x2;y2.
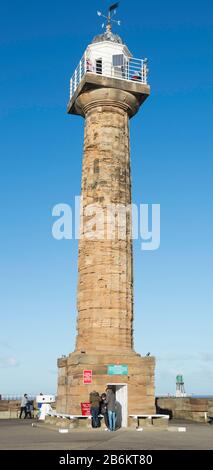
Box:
0;393;55;401
0;394;36;401
70;53;148;99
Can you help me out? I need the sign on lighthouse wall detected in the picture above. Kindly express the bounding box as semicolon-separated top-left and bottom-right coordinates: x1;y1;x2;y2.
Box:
83;370;92;384
107;364;128;375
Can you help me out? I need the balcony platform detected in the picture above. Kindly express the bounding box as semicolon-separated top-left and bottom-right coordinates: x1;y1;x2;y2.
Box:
67;73;150;116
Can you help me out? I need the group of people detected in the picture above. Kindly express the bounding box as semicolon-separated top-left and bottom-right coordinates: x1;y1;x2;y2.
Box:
89;386;116;432
19;394;34;419
19;392;44;419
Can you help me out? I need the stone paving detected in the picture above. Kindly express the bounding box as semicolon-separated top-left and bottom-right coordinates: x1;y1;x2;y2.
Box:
0;419;212;450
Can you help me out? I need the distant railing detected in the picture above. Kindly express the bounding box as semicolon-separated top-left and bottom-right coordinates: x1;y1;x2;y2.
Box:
70;53;148;99
0;394;55;401
0;394;36;401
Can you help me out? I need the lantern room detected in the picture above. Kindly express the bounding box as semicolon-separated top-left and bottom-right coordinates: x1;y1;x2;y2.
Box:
69;26;148;101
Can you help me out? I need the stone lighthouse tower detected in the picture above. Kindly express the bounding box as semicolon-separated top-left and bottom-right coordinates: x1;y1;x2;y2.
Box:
57;8;155;426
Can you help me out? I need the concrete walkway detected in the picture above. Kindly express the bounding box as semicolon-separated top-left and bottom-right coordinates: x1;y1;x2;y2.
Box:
0;419;212;450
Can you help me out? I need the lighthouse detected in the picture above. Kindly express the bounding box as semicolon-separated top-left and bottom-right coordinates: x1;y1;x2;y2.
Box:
57;6;155;426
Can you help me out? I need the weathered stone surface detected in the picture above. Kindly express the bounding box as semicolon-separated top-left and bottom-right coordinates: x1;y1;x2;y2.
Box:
156;397;213;423
57;79;155;418
76;91;134;353
68;74;150;116
57;352;155;416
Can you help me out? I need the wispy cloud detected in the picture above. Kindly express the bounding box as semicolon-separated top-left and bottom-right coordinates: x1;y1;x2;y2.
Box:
199;353;213;362
158;354;194;361
0;356;20;368
0;340;13;350
158;353;213;363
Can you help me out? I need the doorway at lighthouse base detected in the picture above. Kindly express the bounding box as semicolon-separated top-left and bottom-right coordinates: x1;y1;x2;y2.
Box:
107;383;128;428
57;351;155;426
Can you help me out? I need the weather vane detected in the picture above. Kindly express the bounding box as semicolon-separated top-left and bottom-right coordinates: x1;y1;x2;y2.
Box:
97;3;121;31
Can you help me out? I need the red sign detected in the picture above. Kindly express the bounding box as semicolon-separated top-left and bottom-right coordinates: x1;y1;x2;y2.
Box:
83;369;92;384
81;402;91;416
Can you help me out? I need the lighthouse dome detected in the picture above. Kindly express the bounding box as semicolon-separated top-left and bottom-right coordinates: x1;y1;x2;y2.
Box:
92;30;124;45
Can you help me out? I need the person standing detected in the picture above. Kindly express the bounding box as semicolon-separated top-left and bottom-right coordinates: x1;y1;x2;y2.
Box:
19;394;28;419
106;387;116;431
25;400;34;419
89;391;101;428
100;393;109;430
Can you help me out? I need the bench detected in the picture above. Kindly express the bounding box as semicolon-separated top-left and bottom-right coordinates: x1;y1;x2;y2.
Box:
45;411;105;429
129;414;169;429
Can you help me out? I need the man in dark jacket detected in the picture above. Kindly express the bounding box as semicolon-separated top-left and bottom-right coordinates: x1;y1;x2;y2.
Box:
106;387;116;431
89;391;101;428
100;393;109;429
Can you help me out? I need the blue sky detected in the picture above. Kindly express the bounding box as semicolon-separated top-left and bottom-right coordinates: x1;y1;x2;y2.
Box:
0;0;213;397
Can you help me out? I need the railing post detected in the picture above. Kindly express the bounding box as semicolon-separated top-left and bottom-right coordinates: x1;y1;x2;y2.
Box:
75;69;77;91
84;52;87;76
79;58;82;82
144;61;147;84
